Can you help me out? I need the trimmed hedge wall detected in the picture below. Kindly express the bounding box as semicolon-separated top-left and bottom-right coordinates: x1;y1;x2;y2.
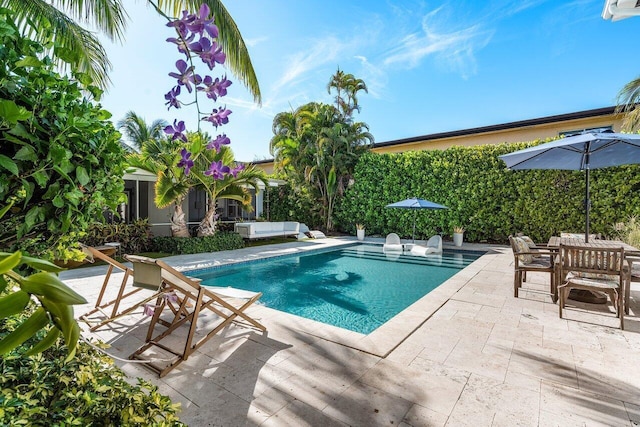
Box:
333;141;640;243
150;232;245;254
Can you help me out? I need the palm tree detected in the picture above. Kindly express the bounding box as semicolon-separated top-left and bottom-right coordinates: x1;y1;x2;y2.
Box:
117;111;167;152
327;68;368;119
187;134;268;236
616;76;640;132
2;0;261;102
127;137;193;237
270;102;373;231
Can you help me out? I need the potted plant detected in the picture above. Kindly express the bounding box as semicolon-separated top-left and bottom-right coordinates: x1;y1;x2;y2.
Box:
453;226;465;247
356;223;365;241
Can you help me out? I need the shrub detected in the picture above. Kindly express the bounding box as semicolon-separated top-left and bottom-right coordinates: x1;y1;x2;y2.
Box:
334;143;640;243
0;12;126;260
150;232;244;254
0;307;184;425
83;219;152;254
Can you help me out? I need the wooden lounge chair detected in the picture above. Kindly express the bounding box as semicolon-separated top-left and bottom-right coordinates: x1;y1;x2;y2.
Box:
509;236;558;302
124;255;266;377
558;244;627;329
79;245;163;331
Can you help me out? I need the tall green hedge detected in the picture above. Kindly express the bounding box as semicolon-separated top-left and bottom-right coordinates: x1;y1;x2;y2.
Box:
333;141;640;243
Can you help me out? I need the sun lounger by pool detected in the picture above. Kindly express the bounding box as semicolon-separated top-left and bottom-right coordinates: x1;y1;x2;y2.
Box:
125;255;266;377
79;245;163;331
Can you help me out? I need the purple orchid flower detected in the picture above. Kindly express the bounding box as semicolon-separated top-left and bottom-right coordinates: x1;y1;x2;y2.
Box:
164;86;181;109
206;133;231;152
187;4;219;38
166;32;195;56
177;148;194;175
197;75;232;101
201;41;226;69
166;11;193;38
203;106;232;127
230;163;245;177
204;160;230;180
164;120;187;142
169;59;198;93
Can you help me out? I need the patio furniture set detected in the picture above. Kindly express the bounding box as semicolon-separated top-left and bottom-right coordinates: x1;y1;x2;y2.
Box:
509;234;638;329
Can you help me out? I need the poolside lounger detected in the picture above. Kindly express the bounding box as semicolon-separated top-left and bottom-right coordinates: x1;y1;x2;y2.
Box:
124;255;266;377
79;245;163;332
411;235;443;255
383;233;403;252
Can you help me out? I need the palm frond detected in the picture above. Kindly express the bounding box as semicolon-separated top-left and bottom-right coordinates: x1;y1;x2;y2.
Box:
6;0;114;89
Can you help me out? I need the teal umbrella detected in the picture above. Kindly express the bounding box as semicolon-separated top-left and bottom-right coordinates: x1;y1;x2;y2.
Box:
385;197;448;243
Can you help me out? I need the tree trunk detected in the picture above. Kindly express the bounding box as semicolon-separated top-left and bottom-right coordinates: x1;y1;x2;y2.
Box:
171;204;190;237
197;200;217;237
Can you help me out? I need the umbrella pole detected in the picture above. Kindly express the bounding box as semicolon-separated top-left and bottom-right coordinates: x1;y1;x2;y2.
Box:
412;210;416;243
585;168;590;243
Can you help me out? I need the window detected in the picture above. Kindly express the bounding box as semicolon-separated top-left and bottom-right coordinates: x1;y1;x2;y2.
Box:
559;126;612;137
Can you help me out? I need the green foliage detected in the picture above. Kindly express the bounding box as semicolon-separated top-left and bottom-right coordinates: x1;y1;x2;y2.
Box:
83;219;152;254
611;216;640;248
0;309;184;425
150;232;245;254
266;183;321;227
0;249;85;359
0;13;126;259
334;142;640;243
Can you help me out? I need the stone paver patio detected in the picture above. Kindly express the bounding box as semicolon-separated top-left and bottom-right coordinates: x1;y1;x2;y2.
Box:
61;238;640;426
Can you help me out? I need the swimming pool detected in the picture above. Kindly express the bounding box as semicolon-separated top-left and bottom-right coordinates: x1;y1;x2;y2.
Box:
192;244;483;334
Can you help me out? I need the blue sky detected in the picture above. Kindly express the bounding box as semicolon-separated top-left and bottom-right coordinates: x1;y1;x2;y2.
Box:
99;0;640;162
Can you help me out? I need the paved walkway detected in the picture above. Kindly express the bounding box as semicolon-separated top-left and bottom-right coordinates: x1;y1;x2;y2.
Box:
61;238;640;426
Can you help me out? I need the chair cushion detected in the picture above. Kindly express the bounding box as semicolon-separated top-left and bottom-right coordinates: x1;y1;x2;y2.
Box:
565;272;620;289
514;237;533;264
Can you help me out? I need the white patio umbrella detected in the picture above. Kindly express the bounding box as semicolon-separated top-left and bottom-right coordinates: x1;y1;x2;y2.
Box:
385;197;448;243
499;131;640;242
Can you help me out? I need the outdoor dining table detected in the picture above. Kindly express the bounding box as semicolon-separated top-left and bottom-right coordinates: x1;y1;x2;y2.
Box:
547;236;638;311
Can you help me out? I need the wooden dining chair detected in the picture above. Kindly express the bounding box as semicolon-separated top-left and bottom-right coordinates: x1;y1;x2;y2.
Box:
508;236;558;302
557;244;627;329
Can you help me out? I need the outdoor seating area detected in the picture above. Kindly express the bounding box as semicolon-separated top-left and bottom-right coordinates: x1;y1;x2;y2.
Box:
60;238;640;426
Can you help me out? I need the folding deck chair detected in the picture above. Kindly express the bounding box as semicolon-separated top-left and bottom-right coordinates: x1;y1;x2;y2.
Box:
124;255;266;377
79;245;163;331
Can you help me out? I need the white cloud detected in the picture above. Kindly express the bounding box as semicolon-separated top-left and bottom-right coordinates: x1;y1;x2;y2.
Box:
245;36;268;48
383;6;494;78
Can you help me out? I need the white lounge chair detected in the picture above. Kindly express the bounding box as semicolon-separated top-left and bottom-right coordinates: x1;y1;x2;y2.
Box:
383;233;403;252
297;223;326;239
410;235;443;255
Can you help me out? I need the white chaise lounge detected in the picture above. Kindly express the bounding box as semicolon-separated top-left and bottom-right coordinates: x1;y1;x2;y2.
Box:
234;221;300;240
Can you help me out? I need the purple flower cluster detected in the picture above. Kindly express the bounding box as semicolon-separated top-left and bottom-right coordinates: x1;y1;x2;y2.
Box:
163;4;240;177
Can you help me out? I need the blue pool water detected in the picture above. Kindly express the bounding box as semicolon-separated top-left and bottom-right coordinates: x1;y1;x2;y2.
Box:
193;244;483;334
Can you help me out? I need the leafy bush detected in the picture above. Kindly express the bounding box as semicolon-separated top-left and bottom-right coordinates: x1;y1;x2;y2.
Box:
266;183;321;228
334;143;640;243
0;12;126;260
150;232;244;254
84;219;152;254
0;307;184;425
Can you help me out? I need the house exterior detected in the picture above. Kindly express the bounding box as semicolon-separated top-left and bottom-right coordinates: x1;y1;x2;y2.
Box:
121;168;280;237
125;106;625;236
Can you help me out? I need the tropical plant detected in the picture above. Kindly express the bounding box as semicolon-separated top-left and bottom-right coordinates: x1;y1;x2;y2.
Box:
616;76;640;132
1;0;261;102
270;99;373;231
0;11;126;259
186;133;268;236
327;68;368;118
127;137;193;237
117;111;167;152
